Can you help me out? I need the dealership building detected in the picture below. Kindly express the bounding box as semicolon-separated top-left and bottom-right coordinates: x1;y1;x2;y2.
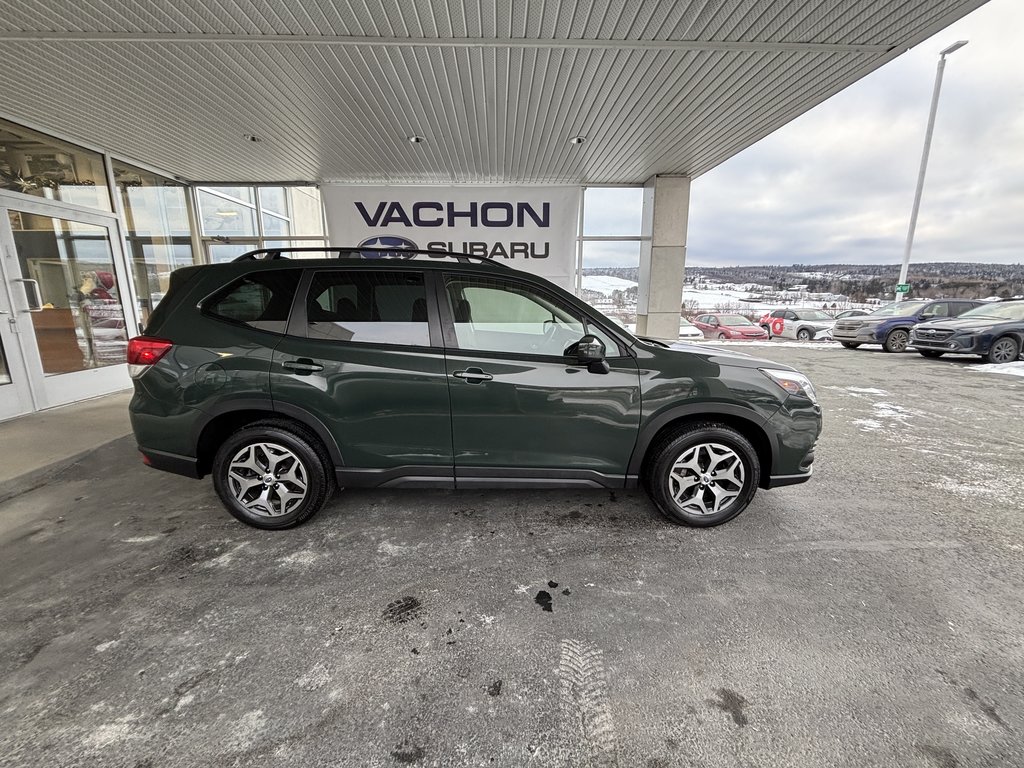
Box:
0;0;986;420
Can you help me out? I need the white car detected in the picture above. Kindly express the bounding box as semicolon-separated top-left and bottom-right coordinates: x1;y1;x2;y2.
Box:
679;317;704;340
760;308;836;340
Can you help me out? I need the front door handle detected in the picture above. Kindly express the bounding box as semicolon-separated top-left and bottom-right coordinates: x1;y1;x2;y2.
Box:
13;278;43;313
453;367;493;384
282;358;324;375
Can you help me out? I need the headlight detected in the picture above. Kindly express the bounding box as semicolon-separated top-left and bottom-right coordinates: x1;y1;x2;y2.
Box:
760;368;818;404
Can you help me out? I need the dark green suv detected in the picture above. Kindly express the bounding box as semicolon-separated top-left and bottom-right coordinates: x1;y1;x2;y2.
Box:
128;248;821;529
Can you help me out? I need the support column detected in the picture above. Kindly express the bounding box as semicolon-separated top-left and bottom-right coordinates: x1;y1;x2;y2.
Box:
635;175;691;340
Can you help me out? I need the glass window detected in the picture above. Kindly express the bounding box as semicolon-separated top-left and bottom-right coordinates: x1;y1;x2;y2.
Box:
583;187;644;236
922;302;949;318
306;271;429;346
0;335;11;385
9;211;128;374
0;118;112;211
198;185;324;259
198;189;258;237
113;161;197;326
206;270;300;334
446;275;615;357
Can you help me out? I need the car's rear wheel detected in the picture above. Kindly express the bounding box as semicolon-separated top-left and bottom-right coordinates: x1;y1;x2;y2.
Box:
840;342;860;349
212;420;333;529
717;332;727;340
644;423;760;527
918;350;944;359
883;329;910;353
986;335;1020;364
796;328;813;341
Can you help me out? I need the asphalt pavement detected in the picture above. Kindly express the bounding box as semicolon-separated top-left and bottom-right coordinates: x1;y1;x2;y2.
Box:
1;344;1022;768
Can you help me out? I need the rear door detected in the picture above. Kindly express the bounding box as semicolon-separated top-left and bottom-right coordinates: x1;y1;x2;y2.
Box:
271;268;453;483
438;272;641;486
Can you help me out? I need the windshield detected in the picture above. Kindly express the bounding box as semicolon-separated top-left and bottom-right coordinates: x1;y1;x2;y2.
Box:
796;310;833;321
679;318;696;327
868;301;929;318
717;314;754;326
959;302;1024;321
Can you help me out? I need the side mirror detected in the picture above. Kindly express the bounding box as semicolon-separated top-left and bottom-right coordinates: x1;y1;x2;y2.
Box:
566;335;609;374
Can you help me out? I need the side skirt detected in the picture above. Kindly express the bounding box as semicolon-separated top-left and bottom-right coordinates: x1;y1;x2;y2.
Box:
334;466;635;490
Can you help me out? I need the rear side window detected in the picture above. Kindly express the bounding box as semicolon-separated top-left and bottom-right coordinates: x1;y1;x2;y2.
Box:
305;271;429;346
205;270;300;334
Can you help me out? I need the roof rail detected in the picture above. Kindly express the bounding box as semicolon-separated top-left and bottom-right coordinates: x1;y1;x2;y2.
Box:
232;246;511;268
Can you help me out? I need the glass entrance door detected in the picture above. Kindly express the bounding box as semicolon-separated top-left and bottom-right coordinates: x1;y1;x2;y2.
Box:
0;194;135;415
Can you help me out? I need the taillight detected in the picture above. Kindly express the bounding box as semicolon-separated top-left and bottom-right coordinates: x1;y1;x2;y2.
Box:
127;336;172;378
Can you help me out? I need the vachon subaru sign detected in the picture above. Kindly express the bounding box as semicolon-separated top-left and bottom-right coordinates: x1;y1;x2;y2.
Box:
322;185;581;288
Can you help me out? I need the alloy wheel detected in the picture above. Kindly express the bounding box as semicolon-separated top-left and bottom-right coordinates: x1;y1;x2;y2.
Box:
990;338;1019;364
667;442;746;516
227;442;308;517
887;330;909;352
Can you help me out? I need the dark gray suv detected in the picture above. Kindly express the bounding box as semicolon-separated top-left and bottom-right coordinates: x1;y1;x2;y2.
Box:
128;248;822;529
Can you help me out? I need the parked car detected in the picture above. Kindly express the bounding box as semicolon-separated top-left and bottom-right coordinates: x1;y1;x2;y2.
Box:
910;299;1024;363
678;317;704;340
833;309;870;320
757;308;836;340
832;299;984;353
693;313;770;341
128;248;820;530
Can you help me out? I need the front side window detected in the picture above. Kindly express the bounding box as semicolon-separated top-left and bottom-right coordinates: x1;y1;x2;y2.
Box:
922;302;949;318
206;270;300;333
445;275;616;357
305;271;429;346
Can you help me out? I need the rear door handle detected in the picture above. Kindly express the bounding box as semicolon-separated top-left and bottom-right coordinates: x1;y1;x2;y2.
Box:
282;358;324;375
453;367;493;384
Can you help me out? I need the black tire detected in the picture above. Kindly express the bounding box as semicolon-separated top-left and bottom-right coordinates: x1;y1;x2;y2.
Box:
796;328;813;341
986;335;1020;364
883;328;910;353
643;423;761;527
918;350;945;359
717;332;727;340
760;325;772;338
212;419;334;529
840;342;860;349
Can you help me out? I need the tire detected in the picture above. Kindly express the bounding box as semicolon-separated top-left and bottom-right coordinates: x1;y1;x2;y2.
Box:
212;419;334;529
796;328;813;341
760;325;772;338
840;342;860;349
717;332;727;340
918;350;945;359
883;328;910;353
986;335;1020;364
644;423;761;527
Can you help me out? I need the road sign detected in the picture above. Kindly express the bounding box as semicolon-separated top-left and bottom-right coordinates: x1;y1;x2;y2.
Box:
895;283;911;294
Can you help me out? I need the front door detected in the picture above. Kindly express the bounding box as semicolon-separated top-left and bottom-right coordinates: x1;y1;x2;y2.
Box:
0;194;135;417
439;272;642;486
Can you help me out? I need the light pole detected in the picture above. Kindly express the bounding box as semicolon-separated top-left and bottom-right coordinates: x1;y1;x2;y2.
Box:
896;40;968;302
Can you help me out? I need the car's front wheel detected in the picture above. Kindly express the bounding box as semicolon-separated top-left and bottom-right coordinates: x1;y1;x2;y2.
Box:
796;328;813;341
212;420;333;529
644;423;760;527
883;329;910;353
840;342;860;349
986;335;1020;364
918;350;944;359
717;332;727;340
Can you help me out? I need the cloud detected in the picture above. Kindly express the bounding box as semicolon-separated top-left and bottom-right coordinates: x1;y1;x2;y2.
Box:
683;0;1024;268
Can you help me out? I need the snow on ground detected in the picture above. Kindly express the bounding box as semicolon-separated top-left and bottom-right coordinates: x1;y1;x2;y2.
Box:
581;275;638;296
713;340;840;350
964;361;1024;379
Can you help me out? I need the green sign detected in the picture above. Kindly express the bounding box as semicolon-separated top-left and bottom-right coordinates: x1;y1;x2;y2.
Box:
895;283;911;294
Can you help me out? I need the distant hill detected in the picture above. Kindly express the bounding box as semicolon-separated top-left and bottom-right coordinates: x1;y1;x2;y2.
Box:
583;263;1024;302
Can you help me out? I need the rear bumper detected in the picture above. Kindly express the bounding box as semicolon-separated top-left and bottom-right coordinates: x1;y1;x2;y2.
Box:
766;467;813;488
138;447;202;479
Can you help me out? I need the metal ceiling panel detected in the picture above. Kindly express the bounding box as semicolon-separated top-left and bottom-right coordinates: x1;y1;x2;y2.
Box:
0;1;990;183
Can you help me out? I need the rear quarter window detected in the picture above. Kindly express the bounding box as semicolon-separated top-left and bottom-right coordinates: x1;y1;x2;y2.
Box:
205;270;301;334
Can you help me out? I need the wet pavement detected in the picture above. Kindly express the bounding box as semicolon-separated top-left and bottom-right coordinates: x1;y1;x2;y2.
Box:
1;345;1022;767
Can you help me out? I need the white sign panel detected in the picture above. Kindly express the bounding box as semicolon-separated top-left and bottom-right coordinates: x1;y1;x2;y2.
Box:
322;185;581;289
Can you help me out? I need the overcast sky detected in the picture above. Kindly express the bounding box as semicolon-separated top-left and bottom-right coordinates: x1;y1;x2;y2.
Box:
585;0;1023;270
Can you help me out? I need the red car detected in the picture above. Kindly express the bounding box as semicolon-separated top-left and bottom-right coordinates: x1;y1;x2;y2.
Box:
693;313;770;340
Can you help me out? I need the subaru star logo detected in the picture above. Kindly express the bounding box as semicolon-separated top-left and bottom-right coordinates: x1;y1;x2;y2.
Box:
357;235;419;259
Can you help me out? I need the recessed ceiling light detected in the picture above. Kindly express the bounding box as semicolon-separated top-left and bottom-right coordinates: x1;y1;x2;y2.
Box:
407;135;425;144
243;133;262;143
568;136;587;145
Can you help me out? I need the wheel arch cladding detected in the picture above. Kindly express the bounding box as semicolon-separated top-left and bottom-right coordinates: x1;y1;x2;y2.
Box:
631;409;775;488
195;407;341;476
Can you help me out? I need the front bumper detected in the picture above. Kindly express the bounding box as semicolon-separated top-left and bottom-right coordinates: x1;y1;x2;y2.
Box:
910;335;979;353
833;328;879;343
